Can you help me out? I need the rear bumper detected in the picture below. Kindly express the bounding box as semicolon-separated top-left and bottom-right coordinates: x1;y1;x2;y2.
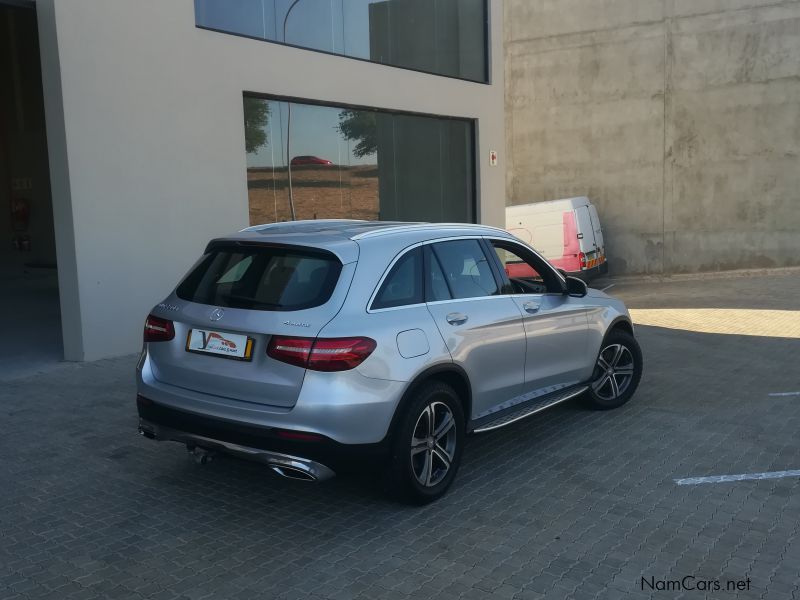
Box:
136;351;406;445
137;395;388;474
138;418;337;481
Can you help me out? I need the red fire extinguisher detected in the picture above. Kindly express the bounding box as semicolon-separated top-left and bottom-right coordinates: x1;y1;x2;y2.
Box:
10;197;31;232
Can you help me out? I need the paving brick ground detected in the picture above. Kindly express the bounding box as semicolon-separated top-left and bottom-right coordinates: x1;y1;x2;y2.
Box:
2;271;799;600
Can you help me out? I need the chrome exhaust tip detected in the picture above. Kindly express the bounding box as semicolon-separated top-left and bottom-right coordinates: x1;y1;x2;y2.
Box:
270;464;317;482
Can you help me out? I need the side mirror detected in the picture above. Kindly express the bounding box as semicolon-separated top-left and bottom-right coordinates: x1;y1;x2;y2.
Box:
556;268;567;277
565;276;588;298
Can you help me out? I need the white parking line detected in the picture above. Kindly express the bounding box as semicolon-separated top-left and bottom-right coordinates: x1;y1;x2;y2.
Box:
675;470;800;486
601;283;616;292
768;391;800;397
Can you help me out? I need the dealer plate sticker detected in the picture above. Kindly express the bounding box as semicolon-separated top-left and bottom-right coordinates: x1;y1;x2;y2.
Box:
186;329;254;361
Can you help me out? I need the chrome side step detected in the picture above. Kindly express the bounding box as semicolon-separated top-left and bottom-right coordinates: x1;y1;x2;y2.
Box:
472;386;588;433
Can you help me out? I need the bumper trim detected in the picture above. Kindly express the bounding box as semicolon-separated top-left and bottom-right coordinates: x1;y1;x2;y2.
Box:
138;419;336;482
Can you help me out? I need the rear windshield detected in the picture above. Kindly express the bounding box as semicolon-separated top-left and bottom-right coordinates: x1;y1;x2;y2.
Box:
176;244;342;311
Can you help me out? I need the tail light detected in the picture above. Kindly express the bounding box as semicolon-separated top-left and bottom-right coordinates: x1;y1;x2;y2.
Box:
267;336;376;372
144;314;175;342
266;336;313;368
579;252;587;269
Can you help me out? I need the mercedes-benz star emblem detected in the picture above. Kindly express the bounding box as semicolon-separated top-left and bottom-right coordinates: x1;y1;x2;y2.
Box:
209;308;225;322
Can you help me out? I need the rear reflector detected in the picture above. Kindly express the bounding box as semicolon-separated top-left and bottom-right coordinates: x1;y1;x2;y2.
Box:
274;429;325;442
144;314;175;342
267;336;376;372
579;252;587;269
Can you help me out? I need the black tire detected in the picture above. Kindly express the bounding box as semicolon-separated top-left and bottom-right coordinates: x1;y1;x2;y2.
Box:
583;329;643;410
385;381;465;505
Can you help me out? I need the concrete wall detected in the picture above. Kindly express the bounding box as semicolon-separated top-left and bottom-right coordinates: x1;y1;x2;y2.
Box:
36;0;505;361
505;0;800;275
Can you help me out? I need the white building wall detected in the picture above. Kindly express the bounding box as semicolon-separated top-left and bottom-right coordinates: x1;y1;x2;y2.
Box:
36;0;505;361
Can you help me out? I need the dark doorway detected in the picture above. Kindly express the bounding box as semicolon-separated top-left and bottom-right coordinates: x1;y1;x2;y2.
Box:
0;1;62;379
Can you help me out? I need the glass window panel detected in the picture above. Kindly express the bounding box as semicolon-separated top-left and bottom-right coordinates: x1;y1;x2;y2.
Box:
195;0;268;39
490;240;563;294
431;240;498;299
176;245;342;311
244;95;474;226
244;97;291;224
279;0;343;54
196;0;487;82
372;247;423;309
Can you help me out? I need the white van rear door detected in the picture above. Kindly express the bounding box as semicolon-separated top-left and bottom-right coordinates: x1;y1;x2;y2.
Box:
574;205;596;253
588;204;604;248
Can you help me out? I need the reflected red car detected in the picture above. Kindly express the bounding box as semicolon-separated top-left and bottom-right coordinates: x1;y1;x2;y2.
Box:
291;155;333;166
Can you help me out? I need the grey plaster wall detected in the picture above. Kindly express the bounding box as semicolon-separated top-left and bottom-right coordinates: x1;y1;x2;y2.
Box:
506;0;800;274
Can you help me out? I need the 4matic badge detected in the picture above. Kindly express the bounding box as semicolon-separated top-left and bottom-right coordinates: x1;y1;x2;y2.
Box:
284;321;310;328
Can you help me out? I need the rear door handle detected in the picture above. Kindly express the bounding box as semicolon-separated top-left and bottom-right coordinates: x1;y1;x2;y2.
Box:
445;312;468;325
522;301;540;314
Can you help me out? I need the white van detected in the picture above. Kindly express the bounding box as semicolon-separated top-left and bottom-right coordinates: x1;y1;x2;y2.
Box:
505;197;608;279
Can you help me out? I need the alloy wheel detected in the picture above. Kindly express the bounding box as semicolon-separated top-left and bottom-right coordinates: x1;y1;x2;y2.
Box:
410;401;457;487
591;343;635;401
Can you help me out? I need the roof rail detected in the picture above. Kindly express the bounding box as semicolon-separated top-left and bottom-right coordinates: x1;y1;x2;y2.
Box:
240;219;366;233
351;222;510;240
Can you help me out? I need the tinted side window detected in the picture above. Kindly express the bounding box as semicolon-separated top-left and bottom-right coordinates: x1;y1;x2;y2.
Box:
430;240;498;299
372;247;423;310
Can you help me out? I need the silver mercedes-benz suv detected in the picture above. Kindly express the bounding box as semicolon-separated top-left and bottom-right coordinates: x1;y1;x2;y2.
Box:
137;220;642;503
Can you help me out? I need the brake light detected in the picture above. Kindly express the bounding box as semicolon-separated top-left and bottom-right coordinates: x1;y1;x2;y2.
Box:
144;314;174;342
579;252;587;269
267;336;376;372
267;336;313;368
310;337;377;371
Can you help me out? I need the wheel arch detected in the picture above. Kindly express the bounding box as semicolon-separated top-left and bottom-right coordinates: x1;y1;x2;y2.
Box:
385;363;472;443
607;316;634;337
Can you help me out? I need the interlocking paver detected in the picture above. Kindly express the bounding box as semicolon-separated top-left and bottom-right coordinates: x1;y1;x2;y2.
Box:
1;272;799;599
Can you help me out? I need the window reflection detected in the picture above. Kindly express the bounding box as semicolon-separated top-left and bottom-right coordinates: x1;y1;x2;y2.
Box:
243;95;475;225
196;0;488;82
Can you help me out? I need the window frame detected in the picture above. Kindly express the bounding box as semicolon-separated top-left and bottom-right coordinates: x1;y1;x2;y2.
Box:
196;0;491;85
423;244;452;303
368;236;487;312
